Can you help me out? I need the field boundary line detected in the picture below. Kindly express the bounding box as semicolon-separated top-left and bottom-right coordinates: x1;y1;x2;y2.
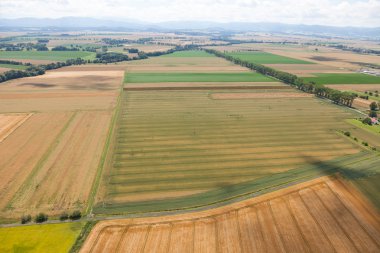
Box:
85;84;124;215
6;111;77;208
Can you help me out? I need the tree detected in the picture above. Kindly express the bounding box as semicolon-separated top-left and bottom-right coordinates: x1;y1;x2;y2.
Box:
370;102;378;111
59;212;69;221
35;213;48;223
69;210;82;220
21;214;32;224
369;111;377;118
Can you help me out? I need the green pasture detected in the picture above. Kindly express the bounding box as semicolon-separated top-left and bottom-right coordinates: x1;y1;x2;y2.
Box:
124;72;274;83
303;73;380;85
0;64;28;70
93;90;365;215
0;222;83;253
0;51;96;61
347;119;380;136
226;51;313;64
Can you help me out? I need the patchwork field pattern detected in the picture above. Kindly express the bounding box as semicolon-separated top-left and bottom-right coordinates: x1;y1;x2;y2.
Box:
83;176;380;253
94;89;362;214
0;222;84;253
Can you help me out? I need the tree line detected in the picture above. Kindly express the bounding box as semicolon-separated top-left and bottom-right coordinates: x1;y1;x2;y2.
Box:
204;49;356;107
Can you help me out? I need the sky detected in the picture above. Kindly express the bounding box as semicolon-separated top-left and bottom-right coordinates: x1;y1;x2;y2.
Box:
1;0;379;27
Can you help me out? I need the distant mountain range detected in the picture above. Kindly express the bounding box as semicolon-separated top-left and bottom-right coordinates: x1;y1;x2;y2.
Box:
1;17;380;38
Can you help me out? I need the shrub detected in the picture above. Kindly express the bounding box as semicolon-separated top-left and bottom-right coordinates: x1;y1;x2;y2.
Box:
362;117;372;125
362;141;369;146
69;210;82;220
35;213;48;223
59;212;69;221
344;131;351;137
21;214;32;224
354;137;358;141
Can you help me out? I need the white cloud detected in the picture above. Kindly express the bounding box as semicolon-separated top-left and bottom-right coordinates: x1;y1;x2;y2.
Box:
0;0;379;27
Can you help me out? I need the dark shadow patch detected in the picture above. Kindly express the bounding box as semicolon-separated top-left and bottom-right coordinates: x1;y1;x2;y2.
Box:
309;56;339;61
18;83;56;88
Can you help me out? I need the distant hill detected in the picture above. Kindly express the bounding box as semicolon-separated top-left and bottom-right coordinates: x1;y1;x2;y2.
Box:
1;17;379;38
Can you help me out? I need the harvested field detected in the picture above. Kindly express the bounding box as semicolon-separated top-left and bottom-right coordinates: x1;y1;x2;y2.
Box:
326;84;380;92
94;89;362;214
211;92;312;99
82;176;380;253
125;72;274;83
0;113;72;213
264;63;352;77
0;67;124;113
5;111;112;216
0;113;32;143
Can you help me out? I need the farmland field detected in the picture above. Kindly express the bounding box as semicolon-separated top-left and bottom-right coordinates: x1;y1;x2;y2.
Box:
0;222;84;253
0;113;32;143
0;51;96;62
303;73;380;85
0;63;28;70
83;176;380;253
161;50;214;57
94;88;363;214
124;72;274;83
225;51;313;64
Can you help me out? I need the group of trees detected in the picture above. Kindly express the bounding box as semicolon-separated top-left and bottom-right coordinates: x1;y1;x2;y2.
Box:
204;49;356;108
20;210;82;224
51;46;80;51
0;58;87;83
0;42;48;51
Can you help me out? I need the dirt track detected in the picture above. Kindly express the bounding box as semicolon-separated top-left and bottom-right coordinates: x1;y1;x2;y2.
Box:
80;176;380;253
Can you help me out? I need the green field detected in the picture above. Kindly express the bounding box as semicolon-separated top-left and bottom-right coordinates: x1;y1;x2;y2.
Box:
347;119;380;136
0;64;28;70
94;89;365;214
0;222;83;253
162;50;214;57
124;72;274;83
303;73;380;85
226;51;313;64
0;51;96;61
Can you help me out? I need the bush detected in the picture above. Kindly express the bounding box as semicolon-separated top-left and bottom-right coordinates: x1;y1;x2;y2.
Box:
21;214;32;224
69;210;82;220
354;137;358;141
35;213;48;223
362;117;372;125
59;212;69;221
362;141;369;146
370;102;378;111
344;131;351;137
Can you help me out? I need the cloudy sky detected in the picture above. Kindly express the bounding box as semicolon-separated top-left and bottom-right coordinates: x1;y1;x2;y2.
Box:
1;0;379;27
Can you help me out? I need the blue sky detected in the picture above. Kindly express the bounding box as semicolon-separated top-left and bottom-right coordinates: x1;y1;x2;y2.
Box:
1;0;379;27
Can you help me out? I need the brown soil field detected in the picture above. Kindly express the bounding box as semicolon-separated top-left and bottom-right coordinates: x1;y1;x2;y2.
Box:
5;111;112;216
326;84;380;92
352;98;372;109
0;112;72;213
0;67;124;113
211;92;313;99
0;113;32;143
80;176;380;253
0;67;10;73
264;64;352;77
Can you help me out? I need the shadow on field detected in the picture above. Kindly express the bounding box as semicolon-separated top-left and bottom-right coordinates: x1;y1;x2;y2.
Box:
302;155;368;179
